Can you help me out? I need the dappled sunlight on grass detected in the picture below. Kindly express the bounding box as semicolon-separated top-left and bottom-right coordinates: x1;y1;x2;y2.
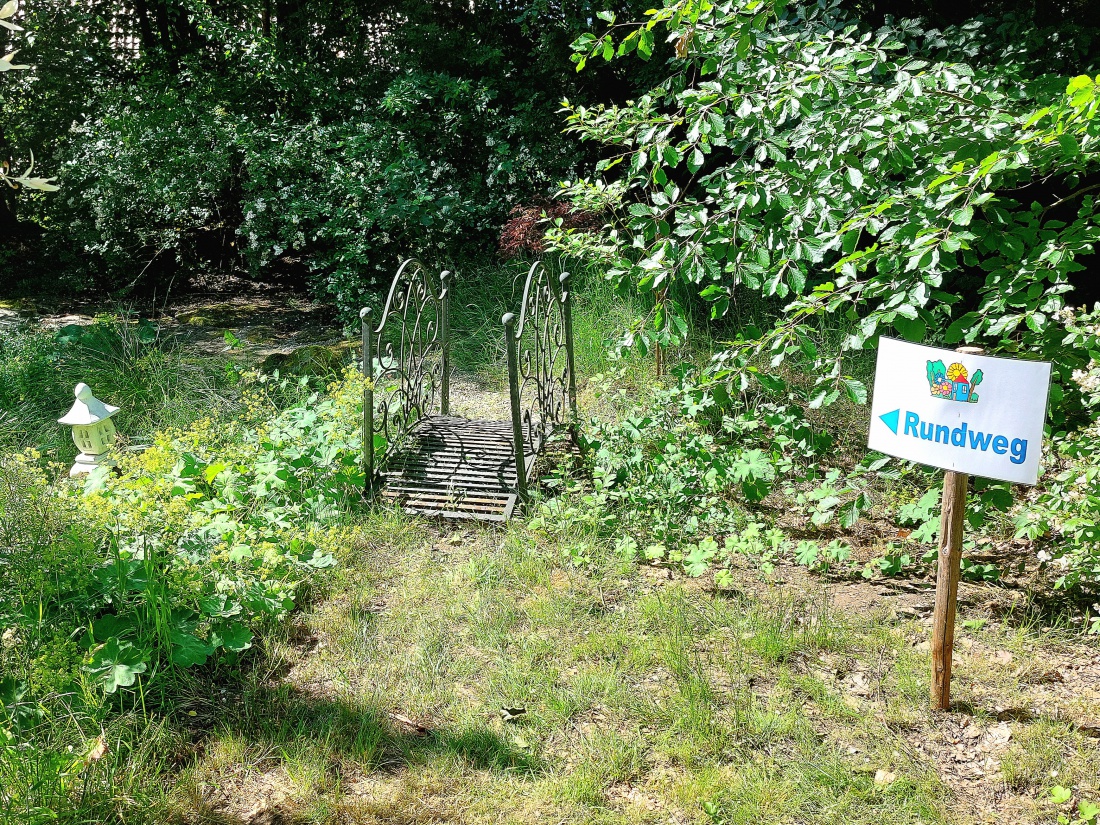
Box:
154;512;1017;824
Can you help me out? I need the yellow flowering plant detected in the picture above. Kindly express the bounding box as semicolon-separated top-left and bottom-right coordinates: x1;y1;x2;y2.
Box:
65;376;362;695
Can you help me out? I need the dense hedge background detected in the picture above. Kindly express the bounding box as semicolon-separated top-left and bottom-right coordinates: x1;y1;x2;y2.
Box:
0;0;665;315
3;0;1100;325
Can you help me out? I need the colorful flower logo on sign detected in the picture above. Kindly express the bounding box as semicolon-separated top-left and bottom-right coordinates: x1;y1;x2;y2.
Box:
926;359;982;403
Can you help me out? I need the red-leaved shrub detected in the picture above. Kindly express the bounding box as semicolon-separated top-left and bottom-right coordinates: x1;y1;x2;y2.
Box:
498;199;602;258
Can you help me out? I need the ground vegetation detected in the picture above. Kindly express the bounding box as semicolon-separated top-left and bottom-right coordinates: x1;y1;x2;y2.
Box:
2;0;1100;823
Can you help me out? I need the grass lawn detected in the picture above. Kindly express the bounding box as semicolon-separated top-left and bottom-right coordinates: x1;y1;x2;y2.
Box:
167;507;1100;825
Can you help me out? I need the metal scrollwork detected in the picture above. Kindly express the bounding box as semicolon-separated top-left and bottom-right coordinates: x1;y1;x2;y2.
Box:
504;261;578;499
361;259;450;489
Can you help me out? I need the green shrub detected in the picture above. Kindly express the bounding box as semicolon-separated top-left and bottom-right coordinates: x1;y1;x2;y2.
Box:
561;1;1100;421
534;371;834;568
49;83;241;291
1017;307;1100;593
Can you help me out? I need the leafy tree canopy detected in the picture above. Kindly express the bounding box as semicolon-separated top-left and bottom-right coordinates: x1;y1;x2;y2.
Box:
559;0;1100;421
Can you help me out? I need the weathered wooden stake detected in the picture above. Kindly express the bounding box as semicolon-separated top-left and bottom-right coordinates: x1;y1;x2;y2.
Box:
929;345;984;710
930;469;969;709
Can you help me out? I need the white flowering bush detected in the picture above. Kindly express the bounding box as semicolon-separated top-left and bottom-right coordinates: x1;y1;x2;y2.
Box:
35;68;578;317
47;87;239;287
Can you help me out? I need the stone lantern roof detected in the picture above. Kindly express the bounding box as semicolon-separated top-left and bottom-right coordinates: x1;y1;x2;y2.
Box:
58;383;120;426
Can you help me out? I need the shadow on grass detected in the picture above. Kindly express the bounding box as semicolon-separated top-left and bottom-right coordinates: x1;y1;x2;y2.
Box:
233;682;540;773
174;682;541;823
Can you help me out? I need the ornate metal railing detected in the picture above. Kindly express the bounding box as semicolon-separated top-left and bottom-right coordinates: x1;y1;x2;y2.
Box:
360;259;451;489
504;261;578;499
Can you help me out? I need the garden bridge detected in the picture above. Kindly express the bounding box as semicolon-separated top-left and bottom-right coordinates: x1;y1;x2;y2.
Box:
359;259;577;522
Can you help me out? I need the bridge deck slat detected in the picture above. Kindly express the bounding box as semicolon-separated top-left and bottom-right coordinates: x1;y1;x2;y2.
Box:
380;415;540;522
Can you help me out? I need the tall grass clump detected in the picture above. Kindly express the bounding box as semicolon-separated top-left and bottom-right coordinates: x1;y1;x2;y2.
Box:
0;316;236;457
444;254;649;384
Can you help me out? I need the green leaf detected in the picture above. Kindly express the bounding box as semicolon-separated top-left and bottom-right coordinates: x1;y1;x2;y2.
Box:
841;378;868;405
0;50;30;71
758;374;787;393
1050;786;1073;805
951;205;973;226
808;388;840;409
741;477;772;502
788;267;807;295
684;537;719;577
85;638;148;694
839;498;863;529
1067;75;1093;94
795;541;820;567
211;622;253;654
893;315;926;342
170;629;216;668
198;594;242;619
228;544;253;562
732;449;775;483
945;313;980;344
688;147;705;172
846;167;864;189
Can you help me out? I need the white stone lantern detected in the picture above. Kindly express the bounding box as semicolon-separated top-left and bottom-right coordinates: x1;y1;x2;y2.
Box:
58;383;120;477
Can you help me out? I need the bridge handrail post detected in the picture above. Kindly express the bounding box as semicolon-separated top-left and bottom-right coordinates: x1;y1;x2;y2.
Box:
512;260;572;457
440;270;452;417
503;312;529;501
362;259;448;477
360;306;375;492
560;271;578;434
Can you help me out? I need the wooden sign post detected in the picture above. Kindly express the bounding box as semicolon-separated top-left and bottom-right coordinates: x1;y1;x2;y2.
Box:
930;468;969;709
929;346;982;710
867;339;1051;711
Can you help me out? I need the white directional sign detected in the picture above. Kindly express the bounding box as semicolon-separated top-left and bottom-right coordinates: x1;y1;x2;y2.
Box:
868;338;1052;485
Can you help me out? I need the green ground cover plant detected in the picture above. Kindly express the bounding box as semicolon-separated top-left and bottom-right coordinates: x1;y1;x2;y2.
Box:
537;342;1100;598
0;369;364;820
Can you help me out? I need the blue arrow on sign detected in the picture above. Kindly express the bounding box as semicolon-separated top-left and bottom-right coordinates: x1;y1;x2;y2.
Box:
879;408;900;435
